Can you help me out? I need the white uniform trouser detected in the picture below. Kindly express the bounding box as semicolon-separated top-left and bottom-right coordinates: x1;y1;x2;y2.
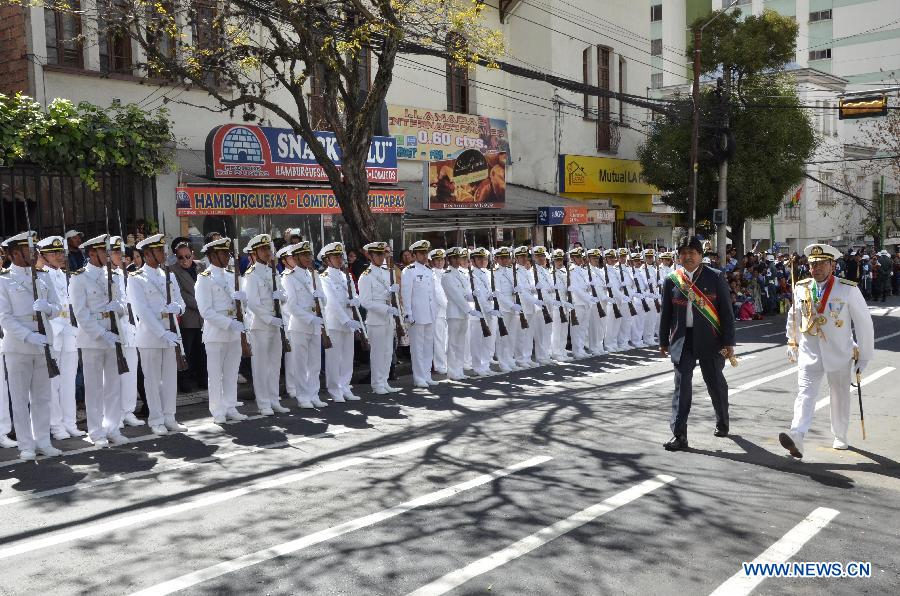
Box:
550;307;568;358
791;363;852;442
617;303;634;349
587;305;606;353
139;347;177;427
643;305;659;345
81;347;122;442
4;353;51;452
446;317;469;378
120;347;139;418
367;323;393;389
409;322;435;384
532;310;552;363
249;328;283;409
486;314;499;362
515;312;537;364
289;330;321;402
433;315;448;373
284;350;297;398
605;307;623;350
570;306;590;356
632;301;649;344
325;327;354;398
497;312;519;369
49;349;78;433
0;356;10;436
469;318;492;374
206;341;241;418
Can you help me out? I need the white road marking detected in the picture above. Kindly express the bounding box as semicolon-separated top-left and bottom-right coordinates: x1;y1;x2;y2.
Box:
406;475;676;596
709;507;839;596
731;367;797;395
875;330;900;343
0;428;355;507
736;323;771;330
815;367;896;411
761;331;785;338
128;455;554;596
0;438;440;560
622;356;758;392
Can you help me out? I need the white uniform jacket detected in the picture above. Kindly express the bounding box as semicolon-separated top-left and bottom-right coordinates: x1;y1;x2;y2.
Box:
283;268;323;334
471;267;493;312
515;264;539;315
242;262;283;330
70;263;125;350
400;262;436;324
442;267;472;320
127;264;186;349
0;265;60;355
45;267;77;353
320;266;358;331
195;265;242;344
493;266;516;313
568;266;594;307
358;264;396;327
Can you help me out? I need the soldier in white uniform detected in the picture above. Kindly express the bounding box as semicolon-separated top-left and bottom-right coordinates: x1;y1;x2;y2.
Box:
195;238;249;423
358;241;401;395
615;248;641;350
70;233;130;448
319;242;364;402
492;247;520;372
600;250;625;353
513;246;540;368
529;247;554;365
550;249;574;362
567;248;595;359
0;232;63;459
242;234;290;415
282;241;328;407
430;249;449;376
128;234;188;435
641;249;662;345
110;236;142;428
441;247;475;381
779;243;875;458
585;248;609;357
276;244;299;403
38;236;85;439
401;240;438;387
469;247;495;377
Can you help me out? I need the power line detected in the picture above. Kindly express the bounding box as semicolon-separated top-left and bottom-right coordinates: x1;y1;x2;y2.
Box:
804;155;900;164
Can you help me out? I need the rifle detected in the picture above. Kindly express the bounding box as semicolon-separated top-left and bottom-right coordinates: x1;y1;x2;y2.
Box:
630;258;652;313
651;248;662;313
565;252;579;326
488;234;508;337
232;226;252;357
116;209;136;326
268;235;292;354
546;241;567;324
58;203;78;328
386;244;406;342
309;255;332;350
468;251;492;338
511;250;529;329
584;253;607;319
530;245;554;325
337;230;369;350
103;206;129;374
603;258;623;319
22;220;60;378
161;238;189;371
616;251;639;316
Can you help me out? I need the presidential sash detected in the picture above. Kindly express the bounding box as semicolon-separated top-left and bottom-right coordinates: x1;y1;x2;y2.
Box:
668;268;721;334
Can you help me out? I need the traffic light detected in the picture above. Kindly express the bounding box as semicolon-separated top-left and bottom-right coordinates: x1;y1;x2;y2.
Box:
839;95;887;120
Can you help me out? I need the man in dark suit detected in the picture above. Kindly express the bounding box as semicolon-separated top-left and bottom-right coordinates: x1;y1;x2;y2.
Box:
659;236;736;451
172;237;208;391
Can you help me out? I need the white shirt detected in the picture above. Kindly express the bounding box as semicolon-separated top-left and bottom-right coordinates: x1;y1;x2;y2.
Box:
684;267;698;328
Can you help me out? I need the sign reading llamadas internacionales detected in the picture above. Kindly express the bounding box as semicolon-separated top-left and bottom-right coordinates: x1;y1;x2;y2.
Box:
175;186;405;216
558;155;656;195
388;105;510;161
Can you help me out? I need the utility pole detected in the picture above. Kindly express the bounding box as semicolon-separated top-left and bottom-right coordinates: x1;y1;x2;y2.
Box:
689;27;701;237
716;73;730;265
880;175;886;250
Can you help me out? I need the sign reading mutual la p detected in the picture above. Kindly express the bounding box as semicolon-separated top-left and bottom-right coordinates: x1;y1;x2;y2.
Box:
205;124;398;184
558;155;656;195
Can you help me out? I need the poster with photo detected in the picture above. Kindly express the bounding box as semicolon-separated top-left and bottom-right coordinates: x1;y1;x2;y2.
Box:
426;150;507;210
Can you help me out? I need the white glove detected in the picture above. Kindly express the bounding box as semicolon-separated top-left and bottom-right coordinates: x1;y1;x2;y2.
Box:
101;301;125;315
387;306;400;317
33;298;52;314
465;293;475;302
312;315;324;327
488;291;499;300
161;330;180;346
102;331;120;346
312;289;325;300
26;332;49;346
533;299;544;307
546;299;560;308
163;302;182;314
228;320;245;334
404;314;415;325
786;345;798;361
63;325;78;337
388;284;400;293
564;301;575;310
272;289;287;300
514;285;528;294
231;290;247;302
348;297;361;308
489;309;502;317
343;319;363;331
268;316;284;328
511;303;523;313
468;309;485;319
590;296;602;304
856;360;869;374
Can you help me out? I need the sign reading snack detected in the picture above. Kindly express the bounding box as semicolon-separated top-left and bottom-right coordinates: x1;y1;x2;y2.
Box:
426;152;506;210
388;105;510;161
175;186;405;216
558;155;656;195
205;124;397;183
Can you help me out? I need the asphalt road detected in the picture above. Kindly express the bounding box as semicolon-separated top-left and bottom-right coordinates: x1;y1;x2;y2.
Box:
0;298;898;596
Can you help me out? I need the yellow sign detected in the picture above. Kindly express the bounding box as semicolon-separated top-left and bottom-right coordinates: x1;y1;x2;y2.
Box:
559;155;656;195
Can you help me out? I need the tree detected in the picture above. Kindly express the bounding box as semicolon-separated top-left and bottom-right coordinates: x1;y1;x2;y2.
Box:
27;0;502;246
639;8;816;253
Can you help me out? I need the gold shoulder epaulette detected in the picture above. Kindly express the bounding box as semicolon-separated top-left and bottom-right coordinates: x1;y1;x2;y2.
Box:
404;264;415;270
796;278;813;286
71;267;85;276
128;269;143;277
0;268;9;275
320;270;329;277
361;268;372;276
837;277;858;287
283;268;294;275
226;267;234;274
245;264;256;274
199;269;211;277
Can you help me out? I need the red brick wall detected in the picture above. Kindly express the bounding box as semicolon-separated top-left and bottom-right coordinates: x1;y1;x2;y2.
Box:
0;5;29;95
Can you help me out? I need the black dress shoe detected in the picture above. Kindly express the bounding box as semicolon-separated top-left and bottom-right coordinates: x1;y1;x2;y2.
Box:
714;425;729;437
664;435;689;451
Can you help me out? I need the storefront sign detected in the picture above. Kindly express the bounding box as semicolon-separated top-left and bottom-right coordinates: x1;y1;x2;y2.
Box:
175;186;405;216
624;211;678;228
205;124;398;183
587;209;617;224
425;151;507;210
537;206;588;225
558;155;656;195
388;105;510;161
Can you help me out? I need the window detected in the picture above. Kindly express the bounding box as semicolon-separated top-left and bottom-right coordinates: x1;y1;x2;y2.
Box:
618;56;626;123
98;0;133;74
147;1;177;78
809;9;832;22
650;4;662;22
650;72;663;89
191;0;220;86
583;47;594;119
44;2;83;68
819;172;835;205
809;48;832;61
597;46;611;152
446;33;470;114
650;39;662;56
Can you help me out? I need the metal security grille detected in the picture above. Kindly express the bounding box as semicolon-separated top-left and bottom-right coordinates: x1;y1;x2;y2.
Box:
0;166;157;240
